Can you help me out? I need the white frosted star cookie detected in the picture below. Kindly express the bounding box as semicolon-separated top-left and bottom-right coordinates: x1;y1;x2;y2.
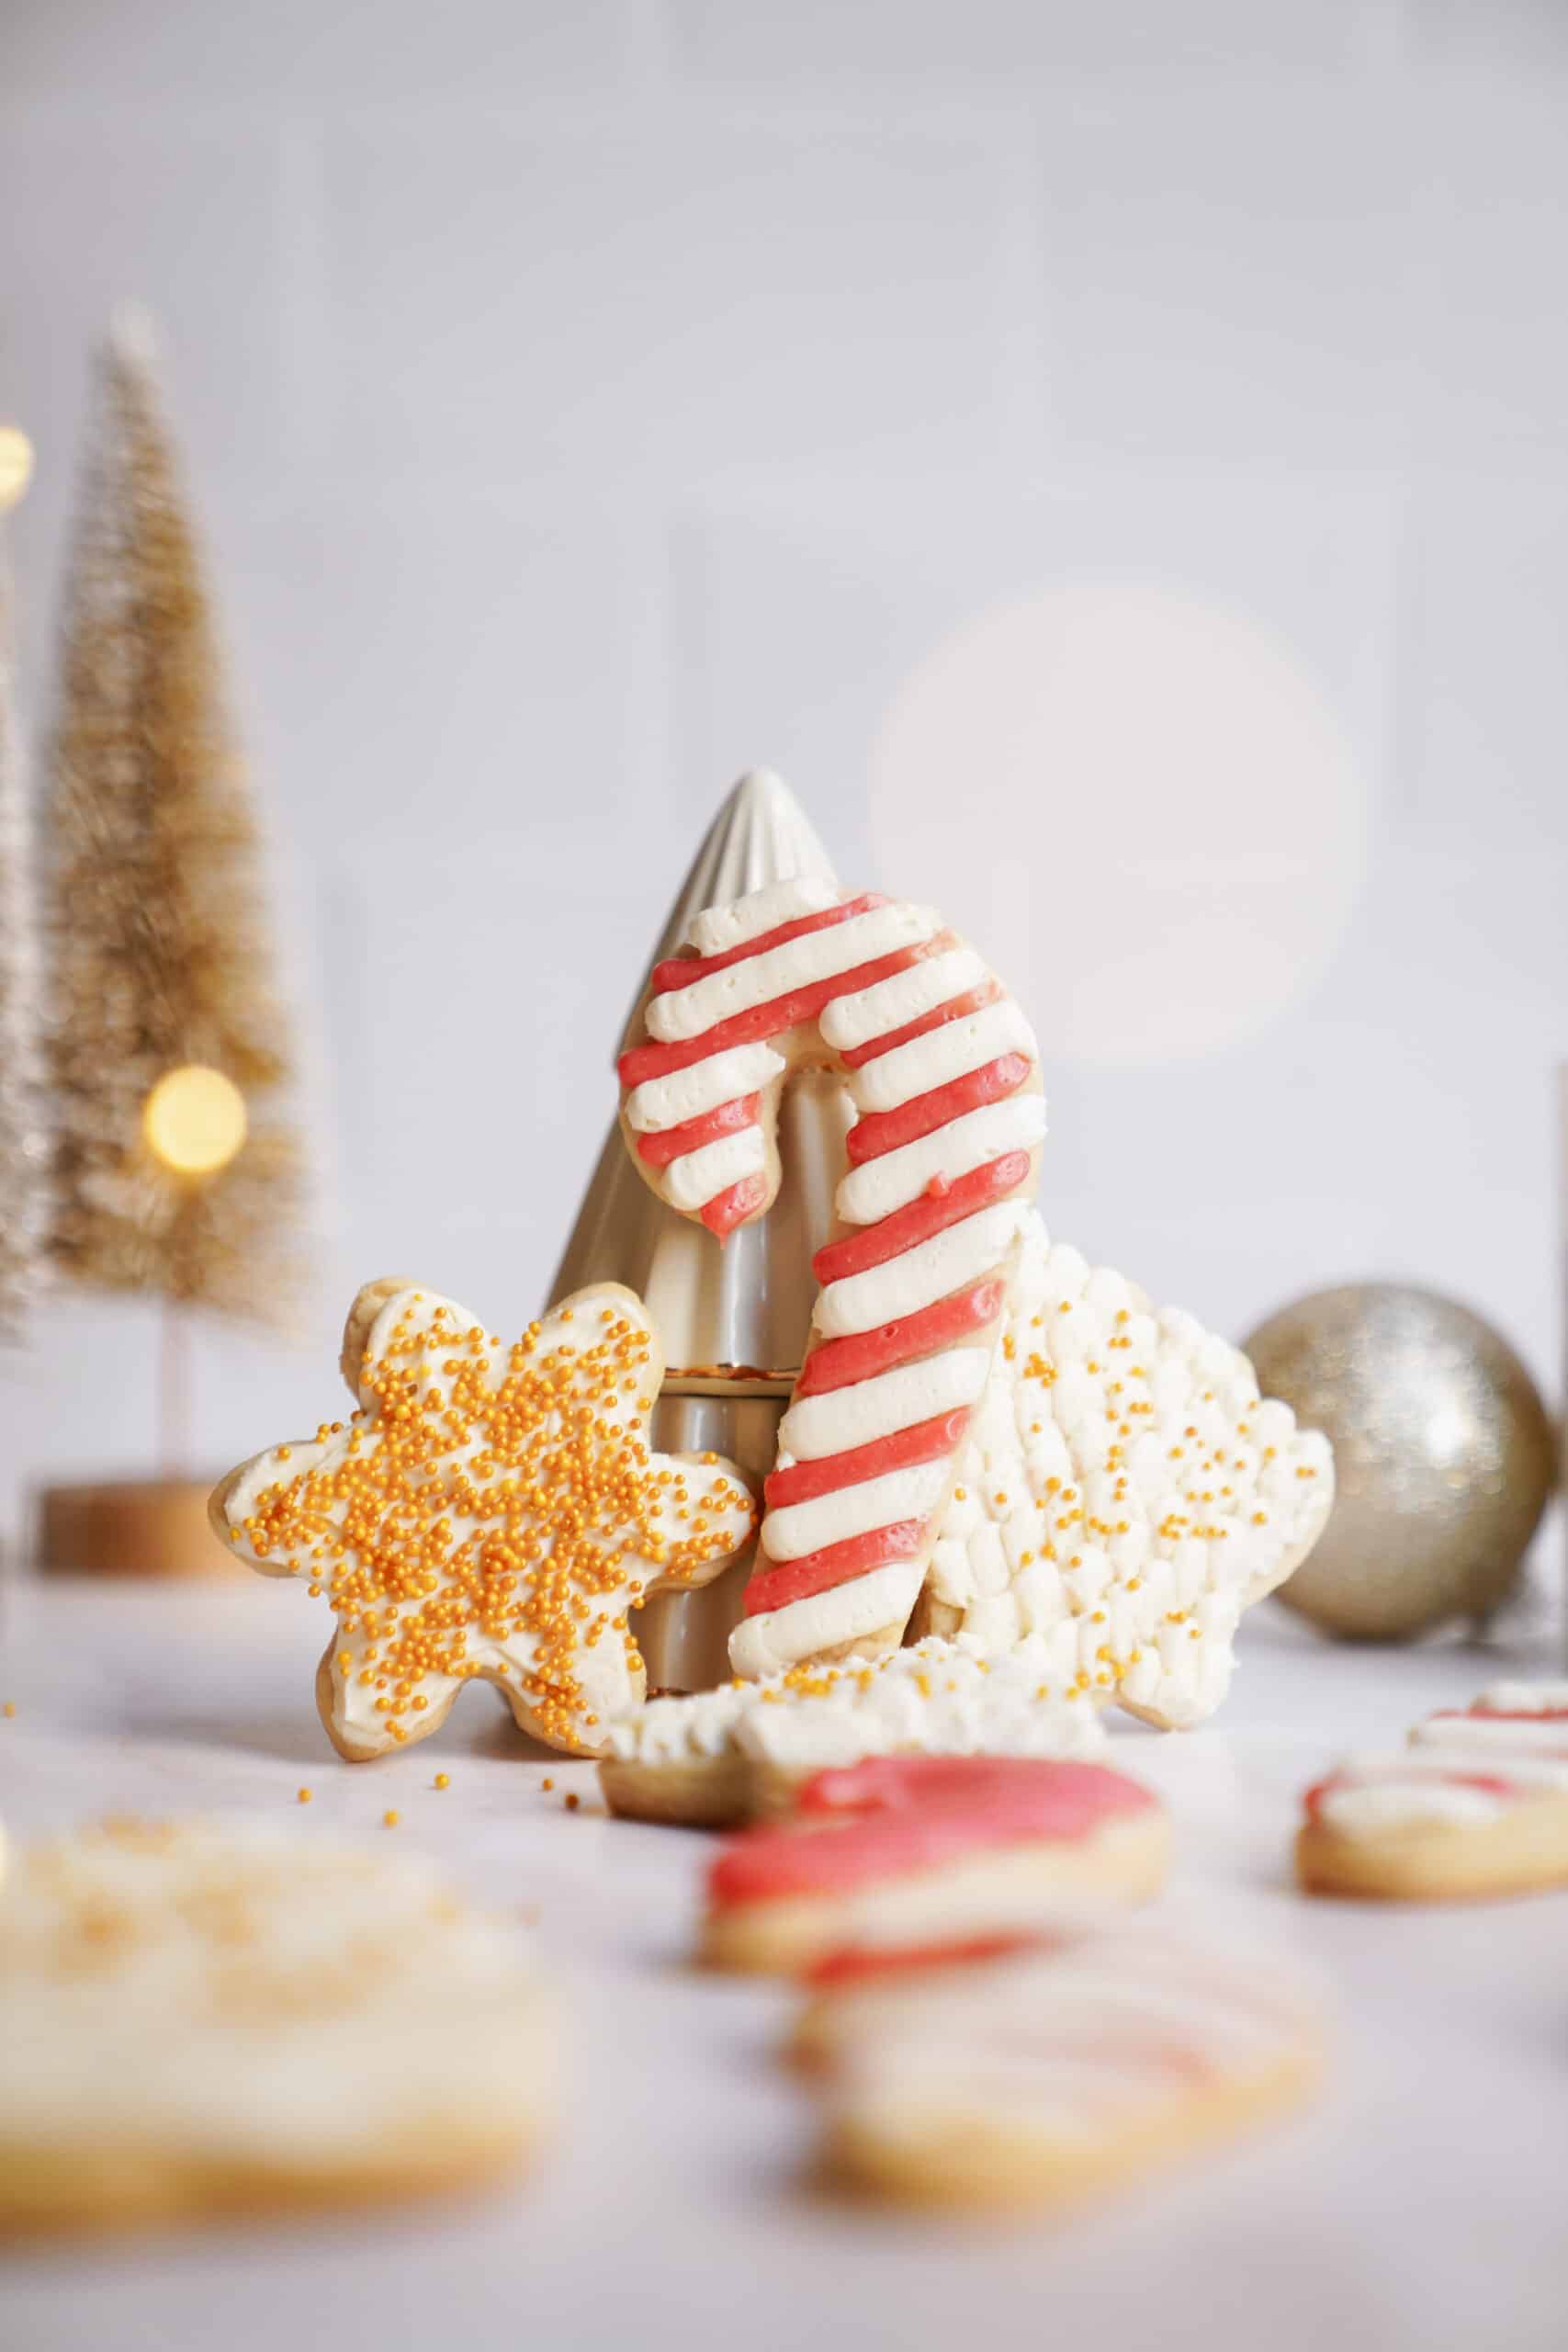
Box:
597;1635;1107;1827
0;1817;554;2238
211;1278;756;1759
916;1215;1333;1729
807;1924;1323;2210
1298;1681;1568;1901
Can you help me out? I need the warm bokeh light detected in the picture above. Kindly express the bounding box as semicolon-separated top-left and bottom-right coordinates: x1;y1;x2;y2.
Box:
870;582;1371;1067
0;424;34;514
142;1065;248;1177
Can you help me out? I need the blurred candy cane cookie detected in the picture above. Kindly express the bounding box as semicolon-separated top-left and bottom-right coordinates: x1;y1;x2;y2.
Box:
1298;1681;1568;1901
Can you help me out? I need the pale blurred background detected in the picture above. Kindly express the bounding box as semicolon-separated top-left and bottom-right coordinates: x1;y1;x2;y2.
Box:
1;0;1564;1537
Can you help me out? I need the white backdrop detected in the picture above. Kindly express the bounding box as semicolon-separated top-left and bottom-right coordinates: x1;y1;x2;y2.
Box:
1;0;1564;1544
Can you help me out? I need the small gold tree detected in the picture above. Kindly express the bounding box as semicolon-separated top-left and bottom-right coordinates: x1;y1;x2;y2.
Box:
43;313;307;1456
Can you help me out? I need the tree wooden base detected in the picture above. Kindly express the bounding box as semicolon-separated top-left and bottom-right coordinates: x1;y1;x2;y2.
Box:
32;1479;243;1580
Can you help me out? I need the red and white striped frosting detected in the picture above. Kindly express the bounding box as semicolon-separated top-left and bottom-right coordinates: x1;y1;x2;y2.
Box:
1305;1688;1568;1836
616;876;1043;1669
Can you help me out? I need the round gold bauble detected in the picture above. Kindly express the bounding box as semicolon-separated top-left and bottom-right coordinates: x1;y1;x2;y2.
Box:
142;1065;248;1177
1243;1283;1557;1640
0;424;34;513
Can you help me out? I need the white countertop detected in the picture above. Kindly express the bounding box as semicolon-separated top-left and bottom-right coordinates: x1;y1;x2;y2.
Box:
2;1577;1566;2352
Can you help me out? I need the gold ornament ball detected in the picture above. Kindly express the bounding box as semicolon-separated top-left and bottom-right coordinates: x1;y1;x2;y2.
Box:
0;425;34;513
142;1065;248;1178
1243;1283;1557;1640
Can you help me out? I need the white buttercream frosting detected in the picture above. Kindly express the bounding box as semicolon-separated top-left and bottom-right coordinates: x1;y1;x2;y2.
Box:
663;1124;766;1209
728;1561;929;1679
761;1460;955;1564
1410;1713;1568;1755
689;875;839;957
1317;1780;1512;1832
604;1634;1106;1774
603;1679;755;1765
814;1202;1029;1340
777;1351;992;1464
821;1928;1320;2141
847;1000;1037;1117
820;946;986;1053
919;1214;1333;1729
626;1041;786;1133
1472;1680;1568;1716
835;1093;1047;1226
647;903;938;1045
1313;1711;1568;1838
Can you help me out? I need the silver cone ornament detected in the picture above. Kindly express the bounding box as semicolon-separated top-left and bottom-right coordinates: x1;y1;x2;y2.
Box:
547;771;851;1690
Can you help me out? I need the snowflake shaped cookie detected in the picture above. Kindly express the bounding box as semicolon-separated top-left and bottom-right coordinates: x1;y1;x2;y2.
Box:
914;1216;1333;1729
210;1278;757;1758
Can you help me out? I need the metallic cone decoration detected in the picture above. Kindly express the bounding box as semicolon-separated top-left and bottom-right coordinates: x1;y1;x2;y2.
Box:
547;770;851;1690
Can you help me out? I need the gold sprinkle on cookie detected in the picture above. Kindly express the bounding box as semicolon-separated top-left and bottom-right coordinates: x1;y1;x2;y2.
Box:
211;1279;757;1761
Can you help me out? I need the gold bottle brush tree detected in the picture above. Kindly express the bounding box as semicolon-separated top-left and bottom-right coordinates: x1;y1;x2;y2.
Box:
35;310;309;1574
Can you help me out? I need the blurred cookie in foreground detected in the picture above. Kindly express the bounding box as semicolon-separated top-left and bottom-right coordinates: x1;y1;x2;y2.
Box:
807;1925;1322;2211
700;1753;1165;1975
0;1817;555;2238
1297;1680;1568;1903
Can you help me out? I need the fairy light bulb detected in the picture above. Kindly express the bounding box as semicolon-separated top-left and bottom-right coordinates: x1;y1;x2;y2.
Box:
0;426;34;514
142;1065;248;1177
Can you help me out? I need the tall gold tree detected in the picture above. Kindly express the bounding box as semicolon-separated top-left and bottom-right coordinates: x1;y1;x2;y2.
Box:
44;313;306;1352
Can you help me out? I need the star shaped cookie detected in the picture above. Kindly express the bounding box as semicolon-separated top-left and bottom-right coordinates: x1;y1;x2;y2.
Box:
210;1278;757;1758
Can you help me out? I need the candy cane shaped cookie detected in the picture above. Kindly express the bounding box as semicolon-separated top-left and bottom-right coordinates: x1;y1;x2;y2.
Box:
616;880;1044;1676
